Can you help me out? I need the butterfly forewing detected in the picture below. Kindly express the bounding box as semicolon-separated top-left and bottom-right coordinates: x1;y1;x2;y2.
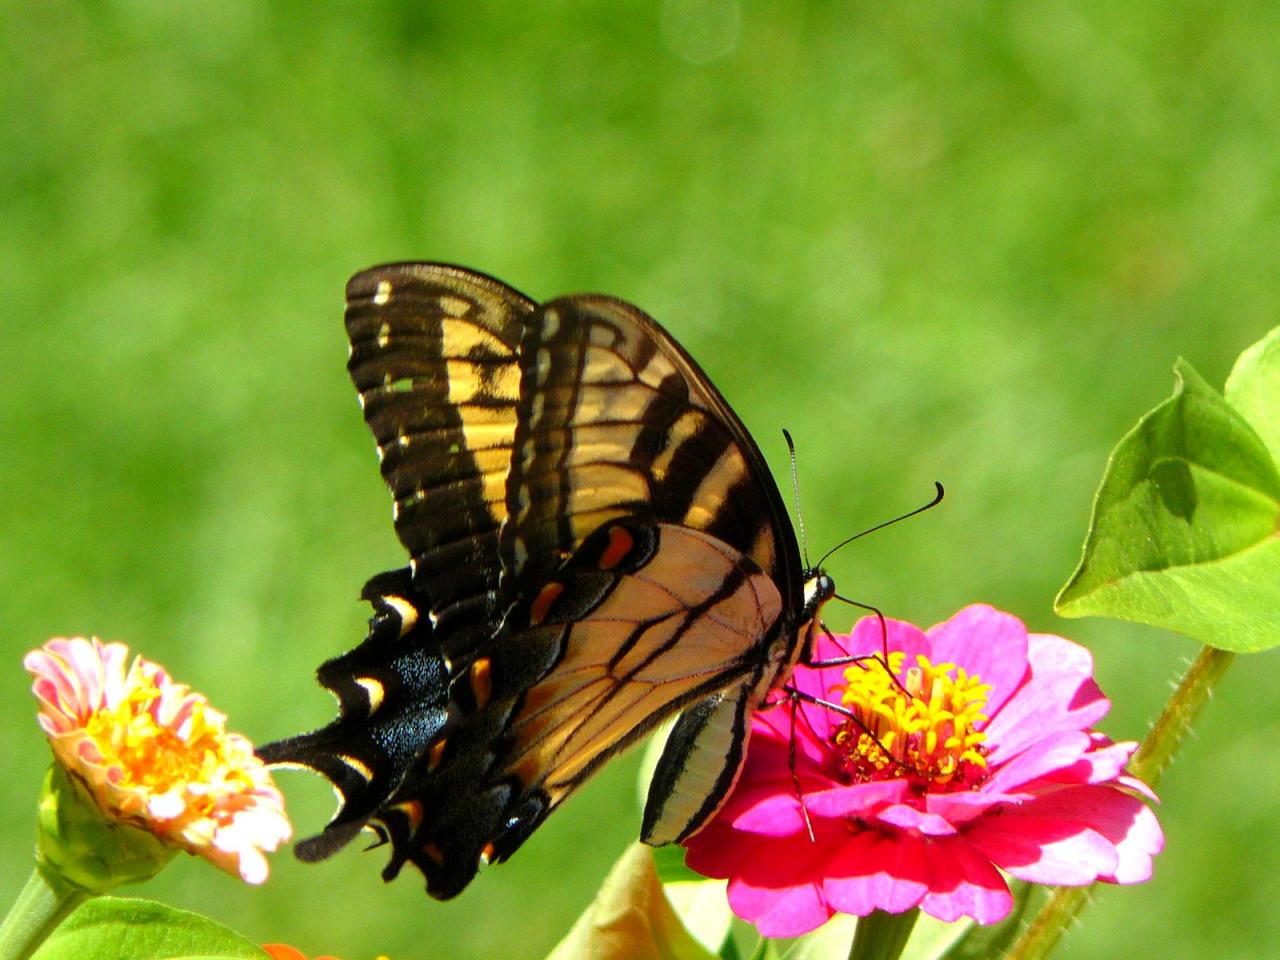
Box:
345;264;535;637
501;294;802;611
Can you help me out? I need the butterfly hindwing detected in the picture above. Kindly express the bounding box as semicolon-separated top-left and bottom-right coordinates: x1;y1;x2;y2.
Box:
379;517;783;899
256;568;450;857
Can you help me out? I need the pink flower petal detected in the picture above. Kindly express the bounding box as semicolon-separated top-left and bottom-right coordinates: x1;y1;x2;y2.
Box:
918;837;1013;924
984;730;1095;794
730;879;831;939
845;617;933;673
751;705;839;770
926;605;1029;716
730;792;809;836
1043;738;1141;788
984;633;1108;762
969;785;1164;885
723;830;838;937
801;781;912;819
966;816;1117;885
925;789;1025;825
824;831;931;915
874;803;958;836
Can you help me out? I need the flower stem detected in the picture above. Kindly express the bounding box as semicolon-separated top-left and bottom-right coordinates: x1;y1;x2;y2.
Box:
848;908;919;960
0;867;89;960
1003;644;1234;960
1128;646;1235;787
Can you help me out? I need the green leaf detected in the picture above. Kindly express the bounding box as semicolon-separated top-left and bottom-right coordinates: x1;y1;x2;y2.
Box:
652;843;703;885
32;897;269;960
545;843;718;960
1225;323;1280;460
1056;358;1280;652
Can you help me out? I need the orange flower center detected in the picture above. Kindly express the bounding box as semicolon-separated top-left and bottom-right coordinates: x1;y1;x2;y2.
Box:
832;651;990;791
83;683;252;805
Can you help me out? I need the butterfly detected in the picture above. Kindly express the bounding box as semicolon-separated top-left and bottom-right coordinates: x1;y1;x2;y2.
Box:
258;262;837;899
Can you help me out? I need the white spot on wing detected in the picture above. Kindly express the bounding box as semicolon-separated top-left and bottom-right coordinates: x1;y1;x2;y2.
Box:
374;280;392;305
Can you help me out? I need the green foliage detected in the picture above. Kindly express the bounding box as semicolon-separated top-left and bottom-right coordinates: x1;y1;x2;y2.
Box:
650;844;703;885
33;898;267;960
1225;324;1280;458
1057;327;1280;651
36;765;176;894
4;3;1280;959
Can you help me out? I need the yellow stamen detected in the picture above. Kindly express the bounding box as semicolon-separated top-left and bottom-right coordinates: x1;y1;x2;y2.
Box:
833;652;991;791
83;683;254;822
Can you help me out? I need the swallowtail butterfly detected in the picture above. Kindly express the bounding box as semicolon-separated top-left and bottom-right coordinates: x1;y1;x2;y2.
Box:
259;263;836;898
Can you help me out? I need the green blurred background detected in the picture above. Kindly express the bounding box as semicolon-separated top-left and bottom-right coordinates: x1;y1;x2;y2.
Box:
3;1;1278;957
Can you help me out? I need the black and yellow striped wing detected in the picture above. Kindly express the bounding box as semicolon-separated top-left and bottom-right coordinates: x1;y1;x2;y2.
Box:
260;263;820;899
346;264;534;648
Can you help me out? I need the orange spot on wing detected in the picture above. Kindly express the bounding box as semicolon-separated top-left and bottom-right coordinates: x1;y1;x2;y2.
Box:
598;525;635;570
392;799;424;832
469;657;493;708
428;737;448;771
529;581;565;625
420;841;445;866
479;841;496;865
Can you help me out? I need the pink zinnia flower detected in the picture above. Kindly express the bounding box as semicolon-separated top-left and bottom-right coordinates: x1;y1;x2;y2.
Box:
683;605;1163;936
25;636;291;885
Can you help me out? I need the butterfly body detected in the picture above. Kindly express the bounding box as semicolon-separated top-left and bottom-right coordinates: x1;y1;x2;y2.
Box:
259;263;834;898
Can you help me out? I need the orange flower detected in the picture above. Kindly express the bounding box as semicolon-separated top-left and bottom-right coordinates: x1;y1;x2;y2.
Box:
263;947;389;960
262;946;343;960
25;636;291;885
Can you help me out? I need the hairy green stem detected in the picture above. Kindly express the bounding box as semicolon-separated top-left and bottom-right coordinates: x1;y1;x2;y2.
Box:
0;867;88;960
1003;645;1235;960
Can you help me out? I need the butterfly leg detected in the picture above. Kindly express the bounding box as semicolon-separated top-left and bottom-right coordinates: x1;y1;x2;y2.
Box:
777;684;901;844
785;688;817;843
804;602;912;700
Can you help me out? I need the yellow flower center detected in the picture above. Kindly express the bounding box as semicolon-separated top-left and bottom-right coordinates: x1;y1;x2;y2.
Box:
832;651;990;790
83;682;253;809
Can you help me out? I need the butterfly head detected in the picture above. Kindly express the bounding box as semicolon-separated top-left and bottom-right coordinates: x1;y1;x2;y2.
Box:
801;569;836;623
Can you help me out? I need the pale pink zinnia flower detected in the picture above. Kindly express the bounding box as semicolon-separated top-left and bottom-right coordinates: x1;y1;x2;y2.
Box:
683;605;1163;936
25;636;291;884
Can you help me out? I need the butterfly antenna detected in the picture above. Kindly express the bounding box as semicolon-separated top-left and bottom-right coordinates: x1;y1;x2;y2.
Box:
782;429;811;569
814;481;944;571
